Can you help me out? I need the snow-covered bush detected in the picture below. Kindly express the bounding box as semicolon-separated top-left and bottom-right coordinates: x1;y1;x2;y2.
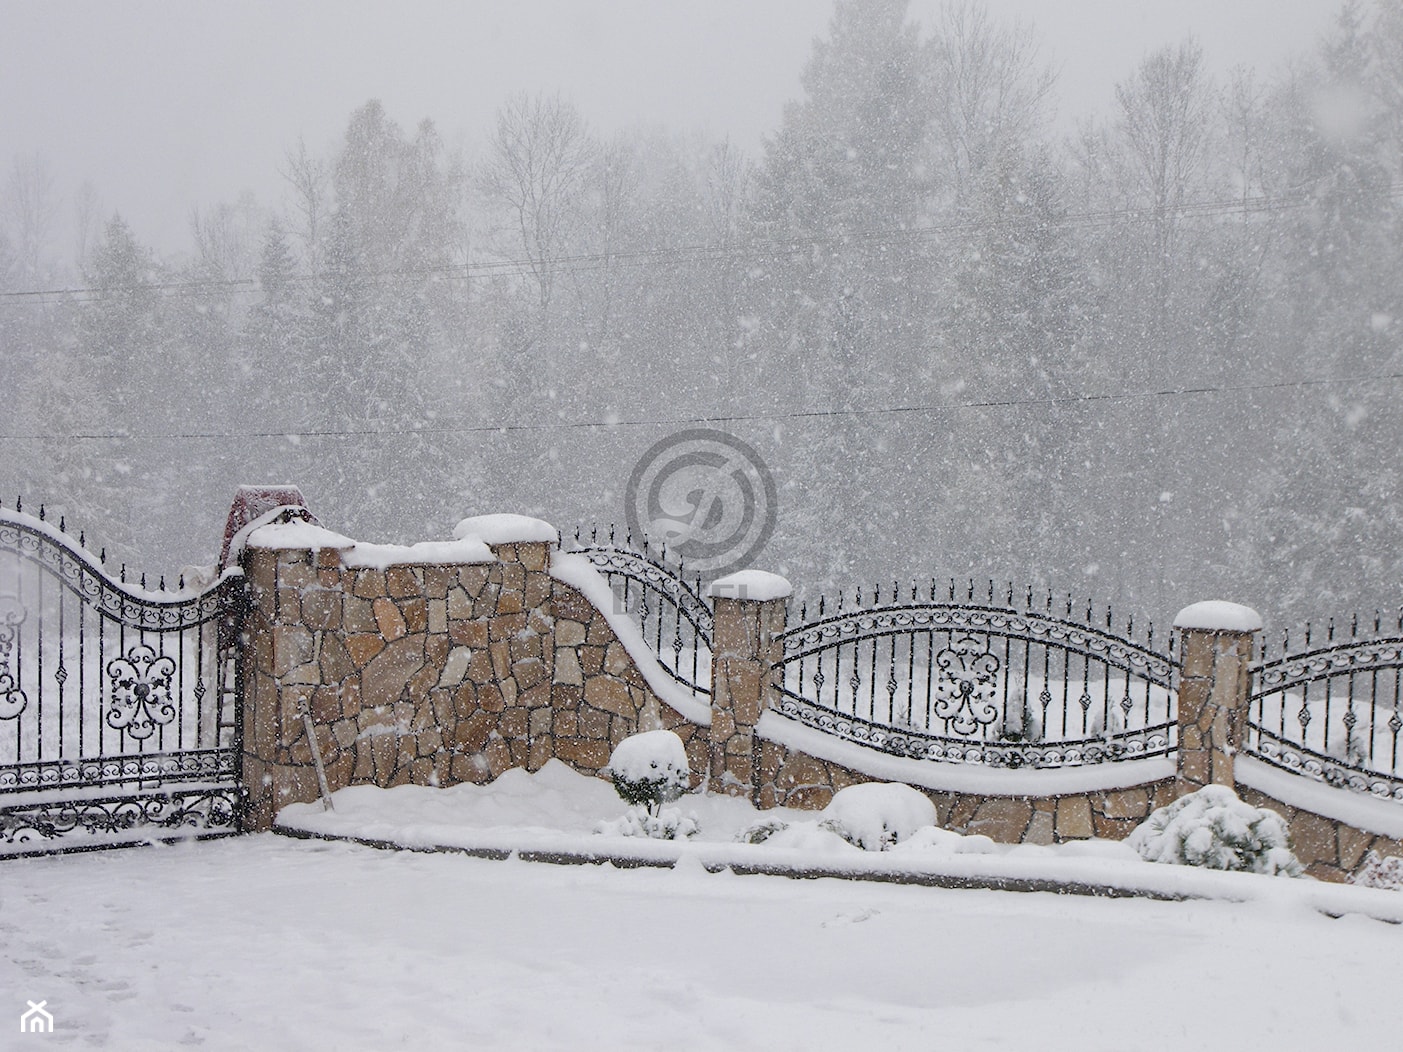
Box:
606;730;690;812
737;783;937;851
1351;851;1403;891
597;730;696;840
596;805;698;841
818;782;938;851
737;818;789;845
1127;785;1303;877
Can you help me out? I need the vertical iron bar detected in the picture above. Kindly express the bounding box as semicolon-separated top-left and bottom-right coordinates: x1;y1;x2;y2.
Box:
56;569;64;759
36;556;43;761
925;628;935;729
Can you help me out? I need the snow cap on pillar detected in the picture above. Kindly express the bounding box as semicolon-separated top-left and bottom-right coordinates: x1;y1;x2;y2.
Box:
708;570;792;601
220;484;318;570
452;514;559;545
1173;601;1263;633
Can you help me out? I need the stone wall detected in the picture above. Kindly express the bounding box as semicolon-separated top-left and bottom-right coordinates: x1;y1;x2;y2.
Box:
1238;787;1403;883
237;526;1403;882
240;537;699;829
752;739;1177;842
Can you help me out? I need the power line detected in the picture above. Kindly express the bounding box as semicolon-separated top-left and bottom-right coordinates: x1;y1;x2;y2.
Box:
6;184;1398;307
5;369;1400;443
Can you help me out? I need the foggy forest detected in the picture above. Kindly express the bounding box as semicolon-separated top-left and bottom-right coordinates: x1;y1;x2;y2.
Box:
2;0;1402;635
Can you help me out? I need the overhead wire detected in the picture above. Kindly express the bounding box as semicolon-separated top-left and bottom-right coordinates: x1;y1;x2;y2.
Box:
5;183;1401;308
5;368;1402;443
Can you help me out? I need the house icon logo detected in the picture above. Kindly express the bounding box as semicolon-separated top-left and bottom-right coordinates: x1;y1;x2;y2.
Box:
20;1000;53;1033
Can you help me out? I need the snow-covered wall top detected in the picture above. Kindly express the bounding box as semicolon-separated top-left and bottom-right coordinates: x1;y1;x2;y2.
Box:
708;569;793;601
550;551;711;726
453;514;559;545
245;521;495;567
1173;601;1263;633
757;711;1176;797
244;519;355;552
1236;756;1403;840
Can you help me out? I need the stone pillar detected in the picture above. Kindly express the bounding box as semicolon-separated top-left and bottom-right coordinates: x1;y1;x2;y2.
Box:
1173;601;1263;797
707;571;790;802
240;541;350;831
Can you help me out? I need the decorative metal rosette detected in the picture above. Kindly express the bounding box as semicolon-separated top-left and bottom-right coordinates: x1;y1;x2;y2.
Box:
777;602;1173;686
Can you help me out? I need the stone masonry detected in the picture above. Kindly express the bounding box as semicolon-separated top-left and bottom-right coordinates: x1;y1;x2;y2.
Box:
709;592;786;799
236;517;1403;881
240;535;696;829
1176;625;1255;795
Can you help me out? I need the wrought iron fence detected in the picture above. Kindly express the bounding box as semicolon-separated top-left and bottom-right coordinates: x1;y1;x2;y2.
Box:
1249;613;1403;800
0;503;245;855
774;580;1176;768
568;526;712;696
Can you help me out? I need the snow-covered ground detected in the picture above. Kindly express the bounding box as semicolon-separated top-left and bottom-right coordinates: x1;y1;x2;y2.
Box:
4;761;1403;1049
276;760;1403;917
3;830;1401;1050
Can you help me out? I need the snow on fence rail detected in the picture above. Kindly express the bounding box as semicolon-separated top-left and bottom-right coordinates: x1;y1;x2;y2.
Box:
1248;614;1403;801
774;581;1176;769
569;527;713;697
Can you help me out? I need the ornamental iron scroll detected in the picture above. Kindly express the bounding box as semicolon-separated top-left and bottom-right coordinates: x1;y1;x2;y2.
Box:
106;645;178;740
774;693;1174;768
571;532;714;696
572;542;713;640
773;591;1176;768
932;636;1001;734
1249;630;1403;793
0;594;26;719
0;503;247;856
1;786;241;852
0;514;233;630
778;603;1174;687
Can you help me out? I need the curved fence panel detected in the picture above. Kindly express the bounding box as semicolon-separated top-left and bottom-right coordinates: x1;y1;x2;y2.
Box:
1249;619;1403;801
0;507;245;855
569;529;712;697
774;584;1176;769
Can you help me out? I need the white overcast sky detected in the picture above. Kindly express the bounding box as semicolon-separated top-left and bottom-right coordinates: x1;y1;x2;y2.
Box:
1;0;1338;258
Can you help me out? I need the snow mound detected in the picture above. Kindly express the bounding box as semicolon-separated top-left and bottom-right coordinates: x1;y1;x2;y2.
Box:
453;514;559;545
1127;785;1303;877
819;782;938;851
342;537;493;568
1351;851;1403;891
246;519;354;551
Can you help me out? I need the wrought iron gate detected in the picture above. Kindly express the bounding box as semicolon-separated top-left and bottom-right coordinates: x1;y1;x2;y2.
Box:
0;506;245;856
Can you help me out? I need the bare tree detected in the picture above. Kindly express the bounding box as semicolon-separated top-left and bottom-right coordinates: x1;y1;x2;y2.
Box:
478;92;594;314
280;136;329;269
4;155;58;286
189;193;261;280
1114;39;1214;326
73;180;102;267
926;0;1057;200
